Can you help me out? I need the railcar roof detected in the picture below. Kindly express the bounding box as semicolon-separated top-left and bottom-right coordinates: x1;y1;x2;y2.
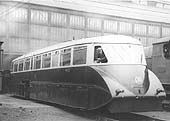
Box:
12;35;141;62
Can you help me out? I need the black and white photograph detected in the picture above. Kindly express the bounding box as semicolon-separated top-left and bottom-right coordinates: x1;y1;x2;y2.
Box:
0;0;170;121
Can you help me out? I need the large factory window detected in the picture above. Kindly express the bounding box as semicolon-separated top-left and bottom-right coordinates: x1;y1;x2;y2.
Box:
51;12;67;26
134;24;147;36
87;18;102;30
42;53;51;68
0;5;7;21
9;7;28;22
70;15;85;28
86;31;102;38
52;51;59;67
104;20;118;33
24;58;30;70
31;9;48;24
162;27;170;37
34;55;41;69
30;25;48;39
73;46;87;65
50;27;67;41
69;29;85;40
148;25;160;37
60;48;71;66
19;60;24;71
119;21;132;34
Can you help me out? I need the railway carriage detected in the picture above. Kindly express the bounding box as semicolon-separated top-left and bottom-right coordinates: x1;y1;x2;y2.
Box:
10;35;165;113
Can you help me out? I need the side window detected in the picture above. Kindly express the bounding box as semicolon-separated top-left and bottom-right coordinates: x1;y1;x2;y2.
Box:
13;61;18;72
34;55;41;69
10;62;13;72
30;57;33;70
60;48;71;66
94;46;108;63
19;60;24;71
24;58;30;70
73;46;87;65
42;53;51;68
163;42;170;59
52;51;59;67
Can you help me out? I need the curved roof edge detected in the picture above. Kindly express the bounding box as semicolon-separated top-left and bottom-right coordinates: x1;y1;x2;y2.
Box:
12;35;141;61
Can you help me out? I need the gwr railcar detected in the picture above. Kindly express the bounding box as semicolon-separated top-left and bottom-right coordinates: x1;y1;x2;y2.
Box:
10;35;165;113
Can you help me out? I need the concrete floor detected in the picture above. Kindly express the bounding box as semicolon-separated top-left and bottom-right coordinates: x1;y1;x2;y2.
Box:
0;94;170;121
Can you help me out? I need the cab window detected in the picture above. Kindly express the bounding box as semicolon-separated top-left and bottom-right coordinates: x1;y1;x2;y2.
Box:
163;42;170;59
94;46;108;63
73;46;87;65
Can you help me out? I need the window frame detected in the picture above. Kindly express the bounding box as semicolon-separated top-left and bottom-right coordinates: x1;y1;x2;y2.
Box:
60;47;72;66
24;58;31;71
18;60;24;71
73;45;87;65
42;52;51;68
13;61;18;72
33;55;41;69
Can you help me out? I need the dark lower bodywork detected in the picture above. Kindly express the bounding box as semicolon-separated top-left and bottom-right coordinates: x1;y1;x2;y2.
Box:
11;66;112;110
10;65;165;113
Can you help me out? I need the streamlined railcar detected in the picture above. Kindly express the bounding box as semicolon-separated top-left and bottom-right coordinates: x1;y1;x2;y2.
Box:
10;35;165;113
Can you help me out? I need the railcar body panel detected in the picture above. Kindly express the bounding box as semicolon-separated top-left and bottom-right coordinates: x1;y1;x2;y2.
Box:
11;66;112;110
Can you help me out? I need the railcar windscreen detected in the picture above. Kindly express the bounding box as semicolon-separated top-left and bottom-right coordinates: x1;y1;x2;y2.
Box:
101;44;146;65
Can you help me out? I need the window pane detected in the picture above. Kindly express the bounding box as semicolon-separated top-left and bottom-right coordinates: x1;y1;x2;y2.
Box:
134;24;147;36
86;31;102;38
148;25;160;37
70;15;85;28
52;51;59;67
73;46;87;65
19;60;24;71
9;7;28;22
104;20;117;33
69;29;85;40
87;18;101;30
51;12;67;26
24;58;30;70
31;57;33;70
34;55;41;69
14;62;18;72
162;27;170;37
60;48;71;66
31;9;48;24
119;21;132;34
42;53;51;68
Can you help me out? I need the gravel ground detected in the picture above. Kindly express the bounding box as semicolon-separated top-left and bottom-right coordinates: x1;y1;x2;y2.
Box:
0;95;98;121
0;94;170;121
